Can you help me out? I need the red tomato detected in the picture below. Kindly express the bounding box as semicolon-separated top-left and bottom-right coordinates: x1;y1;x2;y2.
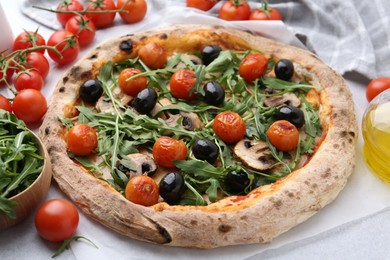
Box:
366;77;390;102
47;30;80;65
212;110;246;143
65;15;96;46
219;0;250;21
14;70;44;91
152;136;188;168
56;0;84;27
86;0;116;28
125;176;159;206
67;123;98;156
17;52;50;79
118;68;147;96
35;199;79;242
238;52;268;82
169;69;197;100
267;120;299;151
138;42;167;69
13;31;46;54
249;8;282;20
0;95;12;112
186;0;217;11
117;0;147;24
12;89;47;124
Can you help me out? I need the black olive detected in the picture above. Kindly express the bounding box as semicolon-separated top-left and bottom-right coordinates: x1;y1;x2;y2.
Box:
119;40;133;52
201;45;222;66
274;59;294;81
203;81;225;106
79;79;103;103
159;172;185;204
225;171;250;193
277;105;305;128
132;88;157;114
192;139;219;164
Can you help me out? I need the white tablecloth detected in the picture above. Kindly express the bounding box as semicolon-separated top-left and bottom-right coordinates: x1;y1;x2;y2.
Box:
1;1;390;259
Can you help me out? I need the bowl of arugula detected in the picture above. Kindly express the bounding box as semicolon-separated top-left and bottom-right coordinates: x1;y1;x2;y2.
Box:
0;110;52;229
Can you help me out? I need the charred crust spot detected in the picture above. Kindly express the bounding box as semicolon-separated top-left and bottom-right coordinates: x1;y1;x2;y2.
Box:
155;223;172;243
311;183;318;189
340;109;347;116
63;76;69;84
44;127;50;135
159;33;168;40
333;144;340;149
190;220;197;225
348;138;354;144
59;86;65;93
321;168;331;178
119;40;133;53
240;215;247;220
273;199;282;209
70;66;81;77
218;224;231;233
304;180;310;186
340;131;348;138
285;191;294;198
140;36;147;41
80;70;92;79
349;131;356;138
244;141;252;149
89;53;98;59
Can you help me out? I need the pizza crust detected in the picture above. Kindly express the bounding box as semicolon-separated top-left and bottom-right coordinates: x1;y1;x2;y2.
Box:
40;24;357;248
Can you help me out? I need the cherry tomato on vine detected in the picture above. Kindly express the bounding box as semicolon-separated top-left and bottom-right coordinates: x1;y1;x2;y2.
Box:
14;70;44;91
267;120;299;151
239;52;268;82
125;176;159;206
152;136;188;168
65;15;96;46
169;69;197;100
47;30;80;65
117;0;147;24
35;199;79;242
213;110;246;143
0;54;14;83
13;31;46;54
186;0;217;11
0;95;12;112
56;0;84;27
12;89;47;124
138;42;167;69
249;8;282;20
118;68;147;97
17;52;50;79
86;0;116;28
219;0;250;21
366;77;390;102
66;123;98;156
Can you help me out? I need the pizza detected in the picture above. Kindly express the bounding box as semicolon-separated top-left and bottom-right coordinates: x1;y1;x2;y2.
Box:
39;24;358;248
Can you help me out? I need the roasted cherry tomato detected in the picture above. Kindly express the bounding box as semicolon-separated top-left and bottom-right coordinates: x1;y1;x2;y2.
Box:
152;136;188;168
219;0;250;21
13;31;46;54
138;42;167;69
47;30;80;65
35;199;79;242
239;52;268;82
186;0;217;11
66;123;98;156
12;89;47;124
169;69;197;100
213;110;246;143
125;175;159;206
118;68;147;96
86;0;116;28
249;8;282;20
17;52;50;79
0;95;12;112
366;77;390;102
56;0;84;27
14;70;44;91
65;15;96;46
267;120;299;151
117;0;147;24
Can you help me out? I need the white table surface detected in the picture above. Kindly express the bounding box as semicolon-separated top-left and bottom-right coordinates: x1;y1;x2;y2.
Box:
1;1;390;259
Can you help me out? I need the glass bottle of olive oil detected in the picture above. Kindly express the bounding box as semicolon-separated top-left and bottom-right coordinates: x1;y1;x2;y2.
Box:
362;89;390;183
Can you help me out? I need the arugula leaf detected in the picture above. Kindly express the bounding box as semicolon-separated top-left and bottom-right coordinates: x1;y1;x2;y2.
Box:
174;160;225;179
262;76;320;92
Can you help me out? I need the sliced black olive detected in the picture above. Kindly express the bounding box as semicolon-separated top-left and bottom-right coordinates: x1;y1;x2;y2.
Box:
159;172;185;204
79;79;103;103
225;171;250;193
192;139;219;164
203;81;225;106
119;40;133;52
201;45;222;66
277;105;305;128
132;88;157;114
274;59;294;81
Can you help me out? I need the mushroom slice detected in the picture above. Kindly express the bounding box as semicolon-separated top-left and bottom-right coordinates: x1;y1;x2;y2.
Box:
118;153;157;179
180;112;203;131
234;139;275;171
264;92;301;107
95;94;134;114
